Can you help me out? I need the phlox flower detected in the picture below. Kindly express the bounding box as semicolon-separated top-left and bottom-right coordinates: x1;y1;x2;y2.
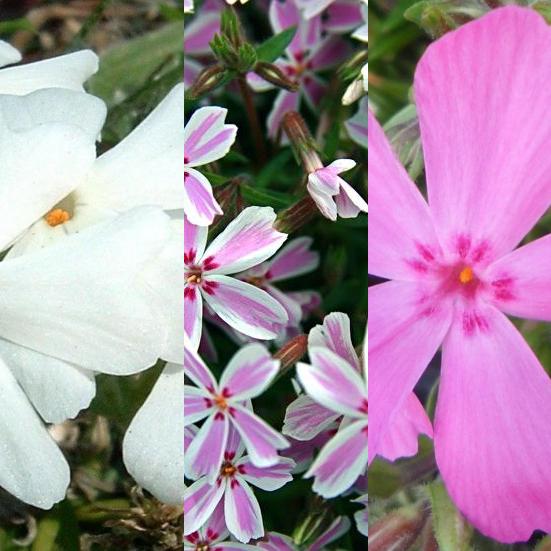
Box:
369;6;551;542
185;502;256;550
184;106;237;225
184;343;289;481
255;516;350;550
237;237;320;333
0;41;98;96
352;0;368;41
184;425;294;543
353;494;368;537
295;0;335;19
123;363;185;506
345;96;367;148
307;158;367;221
248;0;349;139
184;207;288;348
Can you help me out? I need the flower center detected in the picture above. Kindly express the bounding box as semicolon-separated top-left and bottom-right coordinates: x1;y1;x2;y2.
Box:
195;543;210;551
220;461;237;478
213;394;228;410
459;266;474;284
44;208;71;227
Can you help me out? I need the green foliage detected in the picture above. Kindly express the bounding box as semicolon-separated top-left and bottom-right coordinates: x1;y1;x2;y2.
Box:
255;26;297;62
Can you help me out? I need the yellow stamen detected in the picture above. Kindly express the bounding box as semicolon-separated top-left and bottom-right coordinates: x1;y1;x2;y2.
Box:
187;274;202;285
459;266;474;284
221;463;236;477
45;208;71;227
214;395;228;410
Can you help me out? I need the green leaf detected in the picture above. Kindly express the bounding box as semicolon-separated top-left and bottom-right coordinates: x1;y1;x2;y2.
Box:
241;185;294;209
428;481;473;551
256;149;293;187
201;171;231;186
0;18;35;35
256;26;297;63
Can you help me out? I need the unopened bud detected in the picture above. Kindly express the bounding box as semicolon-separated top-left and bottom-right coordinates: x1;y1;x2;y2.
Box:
369;507;427;551
237;43;258;73
274;195;318;234
274;334;308;373
281;111;323;173
254;61;298;92
293;506;331;546
186;64;228;99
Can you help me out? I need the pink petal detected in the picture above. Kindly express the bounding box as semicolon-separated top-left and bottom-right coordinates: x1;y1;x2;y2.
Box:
265;237;319;282
265;285;303;327
256;532;296;551
326;158;356;174
201;275;288;340
184;57;203;89
184;344;217;391
435;304;551;542
335;180;368;218
231;404;289;467
323;0;363;33
302;73;326;110
267;90;300;140
353;494;368;537
184;168;223;227
308;169;340;196
184;106;237;166
297;348;366;418
269;0;301;34
184;11;220;55
184;214;208;263
368;109;441;280
185;282;203;351
201;500;229;543
183;477;226;536
306;179;337;221
415;6;551;259
345;96;367;148
308;36;349;70
378;393;433;461
308;312;359;370
247;69;276;92
184;424;198;451
309;516;351;551
484;234;551;321
368;280;452;461
202;206;287;275
237;456;294;490
185;413;229;482
305;420;368;498
184;386;213;426
224;477;264;543
282;394;340;441
219;343;279;401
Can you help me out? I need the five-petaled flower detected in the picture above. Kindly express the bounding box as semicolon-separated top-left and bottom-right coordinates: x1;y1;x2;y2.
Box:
369;6;551;542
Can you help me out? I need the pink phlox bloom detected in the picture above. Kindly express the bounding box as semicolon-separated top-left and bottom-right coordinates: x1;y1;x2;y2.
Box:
184;343;290;483
284;428;336;473
369;6;551;542
353;494;368;537
255;516;350;550
307;158;367;221
184;5;221;88
248;0;350;139
352;0;368;42
184;207;289;349
345;96;367;149
184;425;295;543
184;106;236;226
184;501;257;550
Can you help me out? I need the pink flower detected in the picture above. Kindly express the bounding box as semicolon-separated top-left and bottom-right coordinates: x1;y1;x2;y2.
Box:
184;501;256;550
184;106;237;226
184;425;294;543
248;0;349;139
184;207;289;348
184;343;290;482
345;96;367;149
369;7;551;542
237;237;320;331
307;159;367;221
255;516;350;550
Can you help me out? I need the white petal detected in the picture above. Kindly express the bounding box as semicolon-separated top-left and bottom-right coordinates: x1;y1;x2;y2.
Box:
326;158;356;174
224;477;264;543
0;40;21;69
82;84;185;212
0;207;170;374
0;357;69;508
123;364;185;505
0;339;95;424
0;50;98;95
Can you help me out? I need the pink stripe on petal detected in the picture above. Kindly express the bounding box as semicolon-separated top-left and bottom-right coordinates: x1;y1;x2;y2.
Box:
323;0;363;33
184;168;222;227
238;456;294;491
219;343;279;401
302;74;326;110
269;0;300;34
183;477;226;535
305;420;368;498
256;532;296;551
231;404;289;467
265;285;303;327
307;170;339;196
224;477;264;543
184;344;217;391
335;180;368;219
282;394;340;441
185;413;229;482
202;206;287;275
266;237;319;282
190;128;237;165
202;276;288;340
184;286;203;352
184;386;213;426
267;90;300;140
184;424;198;451
200;500;229;543
309;516;351;551
185;110;224;157
306;180;337;221
297;348;366;418
184;58;203;88
184;12;220;55
184;215;208;261
309;36;349;70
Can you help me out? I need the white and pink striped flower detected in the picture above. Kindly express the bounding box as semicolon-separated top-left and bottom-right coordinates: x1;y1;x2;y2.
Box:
184;343;290;482
184;425;294;543
345;96;367;149
184;207;289;348
184;106;237;226
307;158;367;221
